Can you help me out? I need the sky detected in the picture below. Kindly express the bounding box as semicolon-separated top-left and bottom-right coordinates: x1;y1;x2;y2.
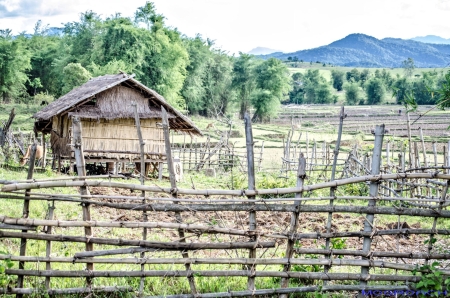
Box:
1;0;450;54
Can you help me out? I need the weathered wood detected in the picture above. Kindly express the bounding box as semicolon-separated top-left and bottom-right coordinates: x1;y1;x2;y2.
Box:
162;106;198;296
325;106;345;281
4;172;450;196
280;153;305;293
360;124;384;289
0;230;275;249
132;102;147;295
295;248;450;260
4;269;422;282
45;201;55;289
0;255;443;273
244;112;257;291
17;141;37;296
143;285;410;298
1;286;132;295
71;117;94;287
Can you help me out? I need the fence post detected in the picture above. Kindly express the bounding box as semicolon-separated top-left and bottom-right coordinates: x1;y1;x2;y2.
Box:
161;107;198;295
44;201;55;290
280;153;306;294
16;142;37;297
324;106;345;280
244;112;257;291
133;102;148;296
359;124;385;291
72;117;94;288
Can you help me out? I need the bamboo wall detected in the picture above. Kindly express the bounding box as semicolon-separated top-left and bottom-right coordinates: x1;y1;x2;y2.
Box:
80;118;165;159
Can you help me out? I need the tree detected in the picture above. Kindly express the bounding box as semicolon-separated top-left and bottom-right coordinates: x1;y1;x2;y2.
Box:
346;68;360;83
402;57;415;78
344;82;360;105
25;20;62;96
232;53;257;119
392;77;412;104
301;69;334;104
365;78;385;105
289;72;304;104
331;70;344;91
359;69;370;86
435;70;450;110
61;63;91;94
0;30;31;102
251;58;291;122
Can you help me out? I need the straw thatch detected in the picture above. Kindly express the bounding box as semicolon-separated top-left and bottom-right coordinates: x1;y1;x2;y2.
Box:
34;72;201;159
34;73;201;134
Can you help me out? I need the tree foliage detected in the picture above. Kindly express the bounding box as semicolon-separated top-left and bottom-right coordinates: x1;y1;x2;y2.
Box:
251;58;291;122
365;78;385;105
61;63;91;94
331;70;344;91
0;30;31;102
344;82;361;105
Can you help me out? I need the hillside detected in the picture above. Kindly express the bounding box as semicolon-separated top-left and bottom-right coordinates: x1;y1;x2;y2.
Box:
410;35;450;44
260;33;450;68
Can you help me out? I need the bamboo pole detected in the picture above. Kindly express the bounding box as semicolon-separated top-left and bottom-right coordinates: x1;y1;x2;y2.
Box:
406;112;413;168
142;285;410;298
1;286;132;295
244;112;257;291
0;255;444;273
280;153;305;294
5;172;450;197
17;141;37;296
71;117;94;288
44;201;55;290
132;102;147;296
4;269;423;282
0;230;275;249
360;124;384;291
324;106;345;280
162;107;198;296
419;127;428;167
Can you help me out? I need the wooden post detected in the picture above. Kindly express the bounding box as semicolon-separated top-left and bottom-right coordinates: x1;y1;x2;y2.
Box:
258;141;264;172
419;127;428;167
45;201;55;289
189;136;193;170
244;112;257;291
280;153;306;294
161;107;198;295
447;141;450;174
432;141;438;166
41;133;46;167
324;106;345;280
133;102;148;296
359;124;385;291
71;117;94;288
406;112;413;169
16;142;37;297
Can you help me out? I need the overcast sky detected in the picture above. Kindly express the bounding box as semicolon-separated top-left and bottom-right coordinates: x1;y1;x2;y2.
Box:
1;0;450;54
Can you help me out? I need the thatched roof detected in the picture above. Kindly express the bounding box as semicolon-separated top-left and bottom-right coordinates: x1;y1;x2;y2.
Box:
34;73;201;135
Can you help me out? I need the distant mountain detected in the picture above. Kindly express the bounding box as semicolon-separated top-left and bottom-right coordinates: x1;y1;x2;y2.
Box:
411;35;450;45
260;33;450;68
248;47;280;55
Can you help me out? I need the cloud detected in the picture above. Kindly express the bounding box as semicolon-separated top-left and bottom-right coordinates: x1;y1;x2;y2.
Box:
437;0;450;10
0;0;71;18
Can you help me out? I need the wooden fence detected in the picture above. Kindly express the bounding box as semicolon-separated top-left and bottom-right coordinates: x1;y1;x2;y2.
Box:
0;109;450;297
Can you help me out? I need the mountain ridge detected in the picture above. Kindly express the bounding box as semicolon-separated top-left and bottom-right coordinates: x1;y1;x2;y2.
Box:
258;33;450;68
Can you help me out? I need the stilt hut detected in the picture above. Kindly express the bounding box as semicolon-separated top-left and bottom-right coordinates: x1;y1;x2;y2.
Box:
33;72;202;173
